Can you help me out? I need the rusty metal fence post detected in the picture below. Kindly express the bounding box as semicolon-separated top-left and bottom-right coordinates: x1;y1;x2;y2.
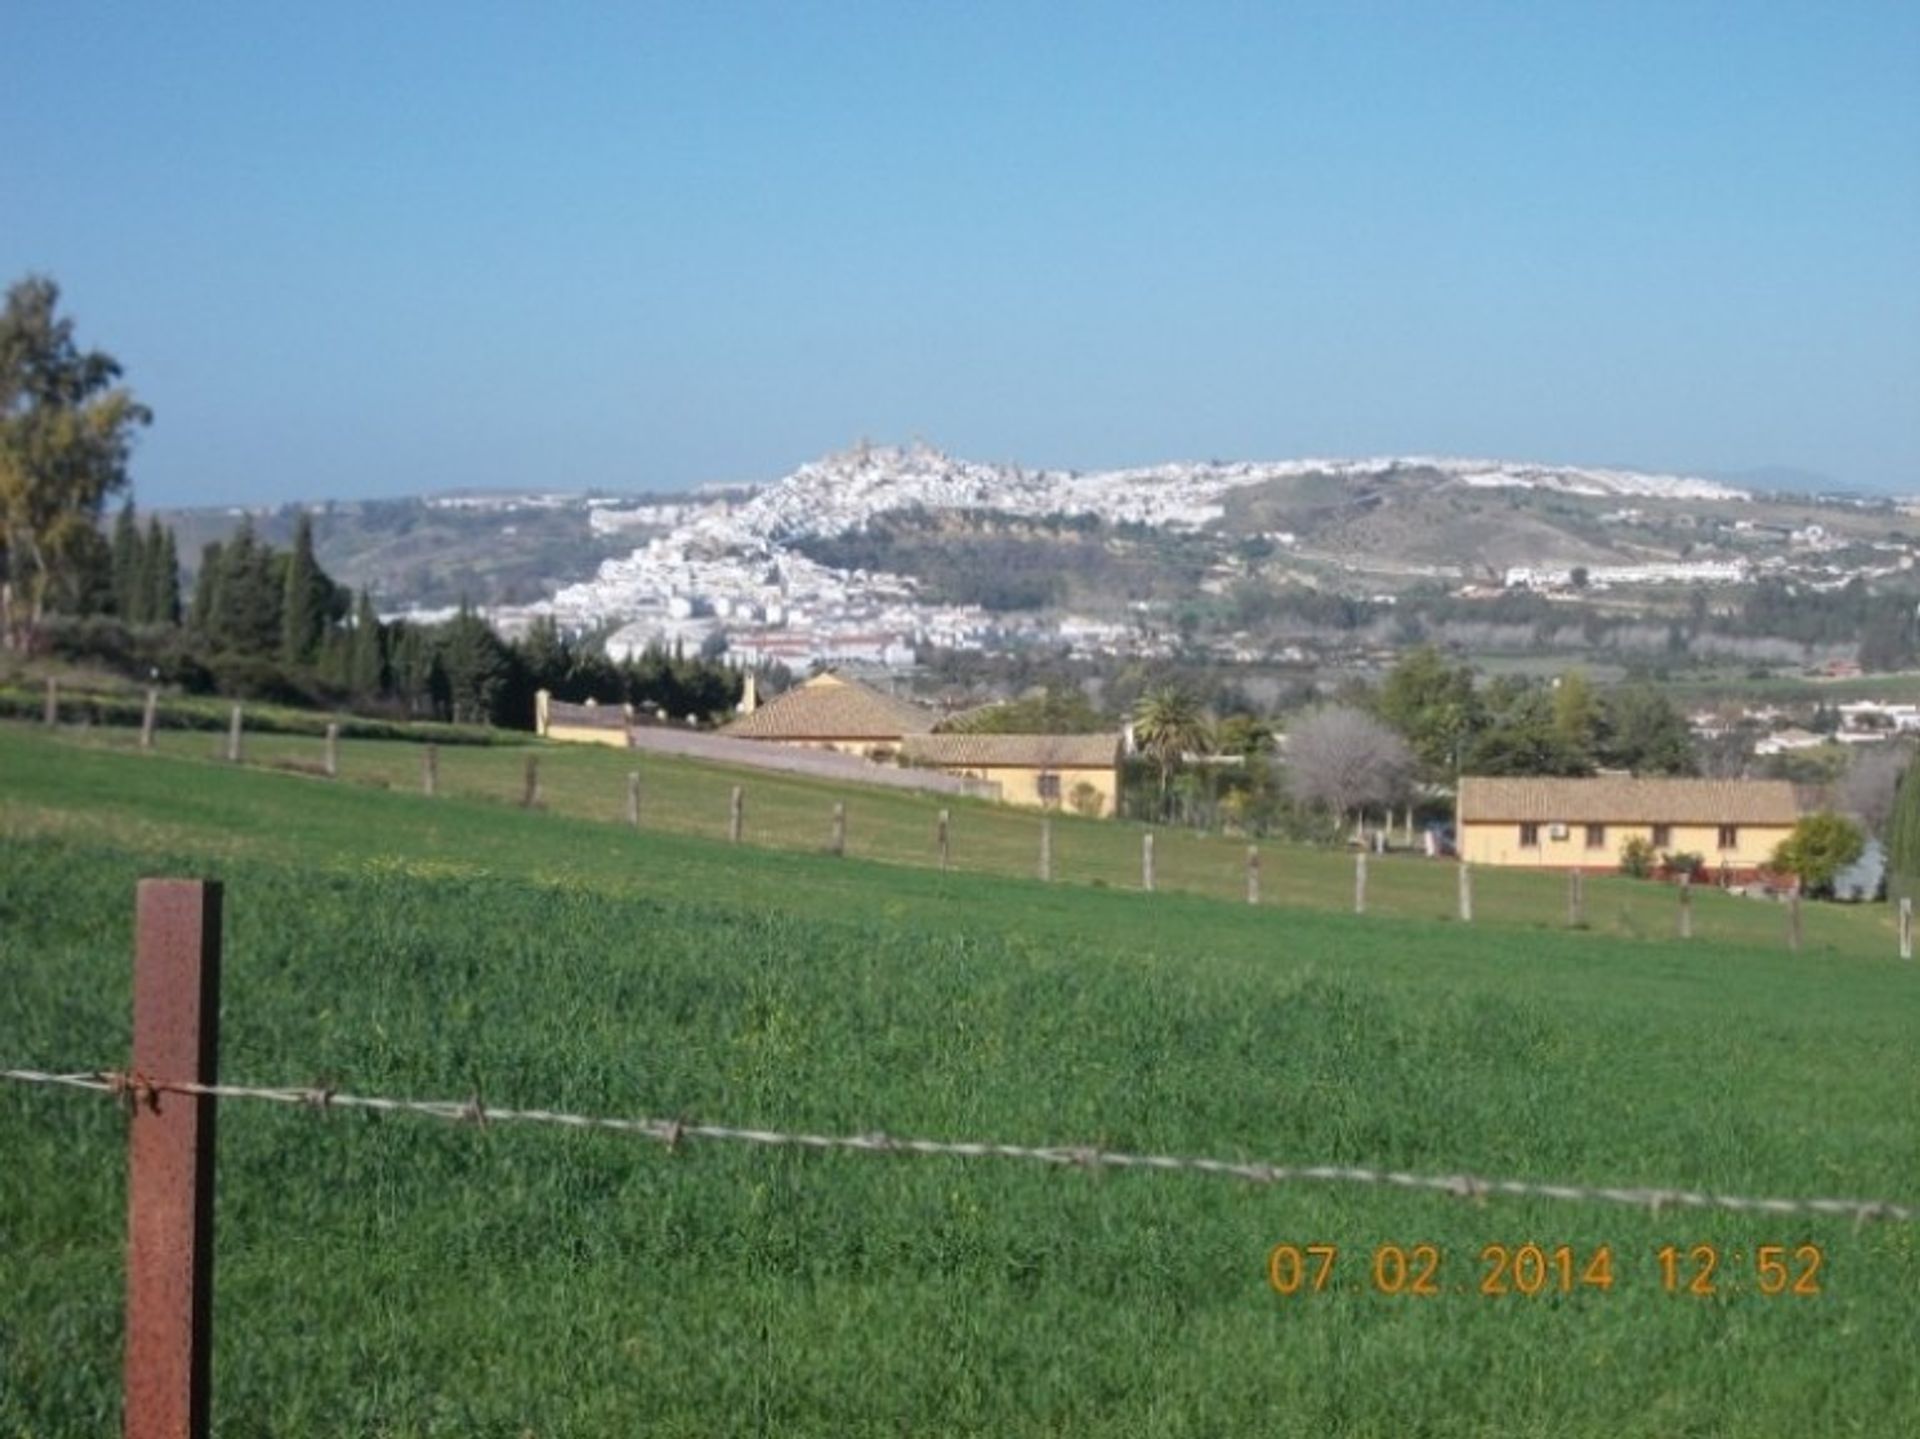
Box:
127;879;223;1439
937;809;950;871
1568;868;1584;928
522;755;540;809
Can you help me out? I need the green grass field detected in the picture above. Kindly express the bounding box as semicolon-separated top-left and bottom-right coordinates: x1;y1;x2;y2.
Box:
23;714;1914;963
2;722;1917;1435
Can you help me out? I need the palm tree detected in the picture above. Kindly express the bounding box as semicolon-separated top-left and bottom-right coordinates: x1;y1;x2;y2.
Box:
1132;686;1211;817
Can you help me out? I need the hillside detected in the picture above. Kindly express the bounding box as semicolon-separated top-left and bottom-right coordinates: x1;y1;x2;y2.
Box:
2;723;1915;1434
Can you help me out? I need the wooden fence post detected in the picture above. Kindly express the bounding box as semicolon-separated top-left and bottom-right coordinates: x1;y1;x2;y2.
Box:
1354;849;1367;915
225;705;242;764
626;771;640;828
140;688;159;752
1678;874;1693;940
729;785;744;843
1038;819;1051;882
936;809;950;871
1568;868;1584;928
423;745;438;798
323;723;339;779
1901;897;1913;960
1787;886;1803;953
522;755;540;809
1246;845;1260;905
127;879;223;1439
1457;861;1472;923
43;675;58;727
1142;831;1155;892
831;802;846;857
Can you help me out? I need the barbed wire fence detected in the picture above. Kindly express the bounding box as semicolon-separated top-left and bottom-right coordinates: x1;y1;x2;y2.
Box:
5;1065;1912;1226
5;876;1917;1439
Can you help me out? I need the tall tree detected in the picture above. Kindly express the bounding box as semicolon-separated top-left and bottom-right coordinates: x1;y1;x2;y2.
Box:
145;518;180;626
1283;705;1415;834
348;590;386;697
110;500;142;619
1887;765;1920;906
0;276;152;649
438;603;510;725
280;511;325;664
1375;645;1481;780
1132;685;1212;807
188;540;223;635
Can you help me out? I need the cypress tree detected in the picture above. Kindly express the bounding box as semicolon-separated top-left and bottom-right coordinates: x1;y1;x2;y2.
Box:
281;512;324;664
349;590;385;697
189;541;223;635
146;521;181;627
110;502;141;619
1888;767;1920;906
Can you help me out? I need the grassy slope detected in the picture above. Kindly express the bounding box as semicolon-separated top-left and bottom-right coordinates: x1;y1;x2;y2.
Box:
21;719;1910;963
2;726;1917;1436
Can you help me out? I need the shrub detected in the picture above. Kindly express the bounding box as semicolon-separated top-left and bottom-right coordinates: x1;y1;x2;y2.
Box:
1771;812;1866;898
1663;851;1704;880
1069;781;1105;818
1618;835;1657;879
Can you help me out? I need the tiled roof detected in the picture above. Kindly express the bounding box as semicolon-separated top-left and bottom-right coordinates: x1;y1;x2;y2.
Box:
1457;776;1804;825
901;733;1122;770
720;673;935;740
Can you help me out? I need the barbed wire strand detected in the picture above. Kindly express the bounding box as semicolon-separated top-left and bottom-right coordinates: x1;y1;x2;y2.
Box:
3;1067;1910;1226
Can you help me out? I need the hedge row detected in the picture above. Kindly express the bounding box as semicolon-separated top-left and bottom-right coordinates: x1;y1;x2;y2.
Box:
1;684;505;746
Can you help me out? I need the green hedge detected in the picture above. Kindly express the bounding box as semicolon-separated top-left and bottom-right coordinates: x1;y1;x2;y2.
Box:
1;683;505;746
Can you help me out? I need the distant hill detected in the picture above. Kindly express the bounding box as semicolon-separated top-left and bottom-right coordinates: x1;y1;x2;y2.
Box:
154;446;1907;615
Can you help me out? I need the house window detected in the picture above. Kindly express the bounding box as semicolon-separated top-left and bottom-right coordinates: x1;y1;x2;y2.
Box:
1519;822;1540;848
1651;824;1672;848
1037;772;1062;803
1585;824;1606;849
1717;825;1738;851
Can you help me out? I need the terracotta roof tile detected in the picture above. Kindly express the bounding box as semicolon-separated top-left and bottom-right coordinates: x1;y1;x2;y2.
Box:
901;733;1122;769
1457;776;1804;825
720;673;935;741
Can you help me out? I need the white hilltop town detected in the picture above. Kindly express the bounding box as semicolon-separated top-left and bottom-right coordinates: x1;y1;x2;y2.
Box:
504;443;1756;670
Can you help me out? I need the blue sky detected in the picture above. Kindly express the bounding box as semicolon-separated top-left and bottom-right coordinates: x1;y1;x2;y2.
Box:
4;2;1916;504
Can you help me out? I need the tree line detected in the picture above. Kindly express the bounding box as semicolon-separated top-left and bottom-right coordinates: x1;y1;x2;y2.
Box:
2;275;740;729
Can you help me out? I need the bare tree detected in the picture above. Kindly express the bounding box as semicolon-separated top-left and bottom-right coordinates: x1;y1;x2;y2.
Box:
1283;706;1415;835
1841;741;1913;840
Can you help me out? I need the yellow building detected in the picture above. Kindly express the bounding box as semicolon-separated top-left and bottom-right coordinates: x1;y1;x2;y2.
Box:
900;733;1123;818
718;672;935;760
534;690;633;749
1456;776;1804;880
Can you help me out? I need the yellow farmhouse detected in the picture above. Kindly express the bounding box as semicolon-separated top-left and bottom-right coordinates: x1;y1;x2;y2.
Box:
899;733;1122;818
1456;776;1804;880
